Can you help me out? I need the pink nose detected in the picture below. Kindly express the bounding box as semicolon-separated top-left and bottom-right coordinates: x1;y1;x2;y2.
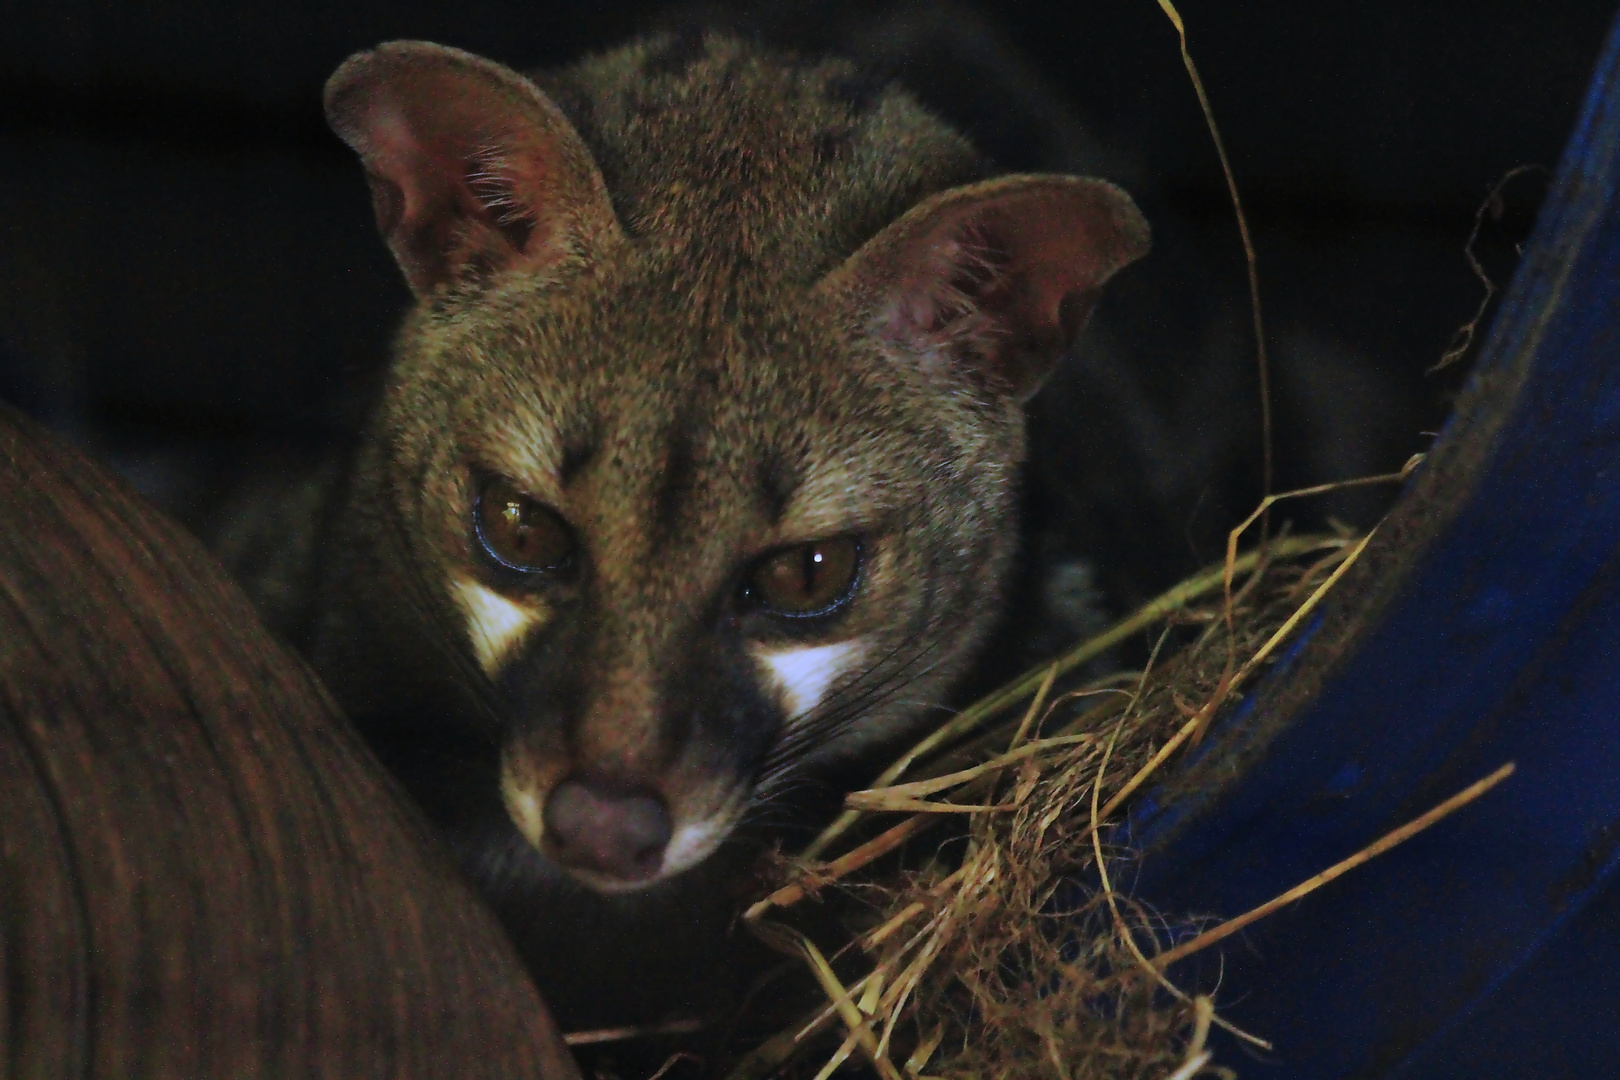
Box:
544;776;672;883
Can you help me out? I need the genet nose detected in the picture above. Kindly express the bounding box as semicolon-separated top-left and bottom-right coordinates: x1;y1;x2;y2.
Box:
543;776;672;883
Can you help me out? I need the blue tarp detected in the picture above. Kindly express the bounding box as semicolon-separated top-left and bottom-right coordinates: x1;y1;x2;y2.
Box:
1123;8;1620;1076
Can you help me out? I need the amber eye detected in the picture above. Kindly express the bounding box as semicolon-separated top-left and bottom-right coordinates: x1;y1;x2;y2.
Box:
747;537;861;616
475;477;573;572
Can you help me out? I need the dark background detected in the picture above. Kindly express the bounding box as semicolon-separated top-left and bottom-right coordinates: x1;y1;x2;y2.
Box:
0;0;1611;589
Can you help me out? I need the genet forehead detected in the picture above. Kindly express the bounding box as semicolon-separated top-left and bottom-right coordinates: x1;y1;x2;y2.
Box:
441;297;918;489
475;263;864;377
457;391;920;524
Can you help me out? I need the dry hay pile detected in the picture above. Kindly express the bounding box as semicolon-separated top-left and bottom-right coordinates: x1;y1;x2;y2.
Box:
716;462;1513;1080
704;4;1526;1069
723;524;1360;1080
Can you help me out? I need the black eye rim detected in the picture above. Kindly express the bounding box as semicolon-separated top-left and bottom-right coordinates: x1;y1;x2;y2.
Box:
472;476;576;576
742;535;864;620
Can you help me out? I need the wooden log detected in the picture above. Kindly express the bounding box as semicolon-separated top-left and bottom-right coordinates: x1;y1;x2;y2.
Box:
0;403;580;1080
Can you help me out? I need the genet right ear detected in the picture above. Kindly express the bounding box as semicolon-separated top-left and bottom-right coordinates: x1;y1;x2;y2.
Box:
324;41;624;297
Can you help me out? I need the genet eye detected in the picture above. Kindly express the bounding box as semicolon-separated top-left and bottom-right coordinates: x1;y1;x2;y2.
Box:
746;536;860;616
475;477;573;572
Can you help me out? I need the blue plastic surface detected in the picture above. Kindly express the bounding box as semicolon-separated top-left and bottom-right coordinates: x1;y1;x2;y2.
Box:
1122;8;1620;1076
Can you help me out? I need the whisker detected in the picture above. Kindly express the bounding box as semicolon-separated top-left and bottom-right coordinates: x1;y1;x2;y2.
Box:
753;638;953;798
790;642;945;744
762;643;935;765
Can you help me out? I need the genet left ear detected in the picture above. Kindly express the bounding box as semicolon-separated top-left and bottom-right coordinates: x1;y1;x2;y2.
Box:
821;175;1150;401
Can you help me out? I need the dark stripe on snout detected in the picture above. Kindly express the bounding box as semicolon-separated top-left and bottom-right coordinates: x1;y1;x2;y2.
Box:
651;421;696;540
757;450;798;525
560;437;597;487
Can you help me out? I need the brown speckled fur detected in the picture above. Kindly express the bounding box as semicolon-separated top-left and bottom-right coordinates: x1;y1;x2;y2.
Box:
312;31;1145;1025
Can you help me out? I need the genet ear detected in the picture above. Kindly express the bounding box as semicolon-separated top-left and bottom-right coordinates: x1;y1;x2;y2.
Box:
821;175;1150;401
324;41;624;297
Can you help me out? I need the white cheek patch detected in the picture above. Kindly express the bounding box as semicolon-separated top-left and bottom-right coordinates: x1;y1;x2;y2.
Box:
662;814;732;877
449;578;546;674
754;640;864;721
500;771;546;851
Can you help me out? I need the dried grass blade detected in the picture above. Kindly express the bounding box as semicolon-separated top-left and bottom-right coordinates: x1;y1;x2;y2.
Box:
1009;662;1059;749
1092;819;1270;1048
1153;762;1516;971
747;814;935;920
853;798;1016;814
1192;526;1377;745
1088;711;1203;829
723;1005;837;1080
1154;0;1272;523
847;733;1092;806
1230;528;1375;690
793;930;902;1080
562;1018;704;1046
904;1023;946;1077
795;972;877;1041
862;900;930;950
810;1029;862;1080
859;972;885;1015
801;536;1337;859
1165;1051;1213;1080
1089;674;1272;1050
1221;476;1405;607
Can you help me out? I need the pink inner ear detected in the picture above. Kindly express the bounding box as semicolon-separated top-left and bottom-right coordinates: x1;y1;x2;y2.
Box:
890;206;1065;362
364;91;549;261
868;179;1149;397
463;143;539;252
326;45;616;296
887;216;1007;349
360;100;429;237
